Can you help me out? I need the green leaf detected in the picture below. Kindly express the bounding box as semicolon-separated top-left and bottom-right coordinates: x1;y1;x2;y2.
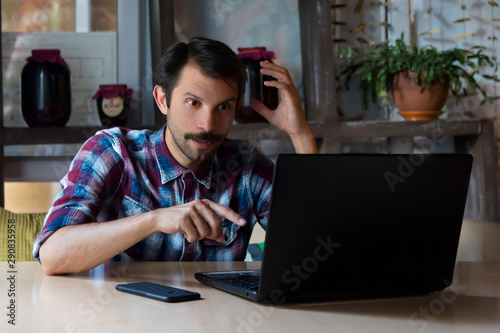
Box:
338;33;500;108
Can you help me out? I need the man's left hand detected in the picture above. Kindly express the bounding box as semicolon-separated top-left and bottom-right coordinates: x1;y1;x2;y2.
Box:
250;60;317;154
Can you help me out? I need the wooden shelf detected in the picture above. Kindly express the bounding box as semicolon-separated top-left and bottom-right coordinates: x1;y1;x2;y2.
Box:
227;119;484;141
0;126;159;145
0;120;485;146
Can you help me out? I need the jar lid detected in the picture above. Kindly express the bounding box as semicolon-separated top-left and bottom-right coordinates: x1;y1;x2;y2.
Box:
26;49;68;67
237;47;275;61
92;84;134;99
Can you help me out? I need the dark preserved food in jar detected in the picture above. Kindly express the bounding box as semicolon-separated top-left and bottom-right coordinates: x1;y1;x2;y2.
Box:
21;49;71;127
236;47;278;123
92;84;134;127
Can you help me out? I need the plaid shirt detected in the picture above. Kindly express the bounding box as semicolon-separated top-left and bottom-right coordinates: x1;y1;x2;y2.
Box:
33;125;274;262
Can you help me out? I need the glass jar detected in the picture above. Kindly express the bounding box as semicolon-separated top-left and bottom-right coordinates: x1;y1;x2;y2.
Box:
236;47;278;123
21;49;71;127
92;84;134;127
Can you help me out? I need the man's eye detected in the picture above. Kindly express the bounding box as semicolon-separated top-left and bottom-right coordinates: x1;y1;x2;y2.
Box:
187;100;200;107
219;103;232;111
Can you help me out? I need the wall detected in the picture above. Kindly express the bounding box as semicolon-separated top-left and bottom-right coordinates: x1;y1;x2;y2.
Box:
333;0;500;118
4;182;60;213
173;0;304;107
332;0;500;215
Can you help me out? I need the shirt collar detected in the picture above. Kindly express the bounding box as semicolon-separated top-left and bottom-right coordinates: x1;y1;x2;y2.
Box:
153;125;213;188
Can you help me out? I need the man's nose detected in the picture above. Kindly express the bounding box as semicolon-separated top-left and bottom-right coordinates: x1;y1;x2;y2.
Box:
198;108;217;132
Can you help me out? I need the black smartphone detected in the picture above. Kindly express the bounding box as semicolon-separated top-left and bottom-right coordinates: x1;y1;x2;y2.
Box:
115;282;201;303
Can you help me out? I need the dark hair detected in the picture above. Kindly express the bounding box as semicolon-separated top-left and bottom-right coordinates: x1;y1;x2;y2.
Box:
156;37;247;108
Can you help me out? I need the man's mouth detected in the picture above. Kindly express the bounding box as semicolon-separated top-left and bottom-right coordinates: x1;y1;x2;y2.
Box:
192;139;214;149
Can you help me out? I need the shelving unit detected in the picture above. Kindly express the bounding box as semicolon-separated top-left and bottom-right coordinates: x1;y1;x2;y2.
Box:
0;118;488;145
228;119;499;223
0;119;497;223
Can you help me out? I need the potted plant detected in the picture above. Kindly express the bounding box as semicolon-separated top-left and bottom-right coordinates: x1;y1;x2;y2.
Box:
340;34;500;120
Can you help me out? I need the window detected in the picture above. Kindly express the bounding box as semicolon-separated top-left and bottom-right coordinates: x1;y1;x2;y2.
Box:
1;0;117;32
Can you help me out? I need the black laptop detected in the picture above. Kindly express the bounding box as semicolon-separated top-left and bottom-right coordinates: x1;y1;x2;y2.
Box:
195;154;473;304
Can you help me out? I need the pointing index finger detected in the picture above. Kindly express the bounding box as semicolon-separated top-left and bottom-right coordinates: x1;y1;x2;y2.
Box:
203;200;247;226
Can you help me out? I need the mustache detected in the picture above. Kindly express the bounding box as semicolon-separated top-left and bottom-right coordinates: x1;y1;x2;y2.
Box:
184;132;223;142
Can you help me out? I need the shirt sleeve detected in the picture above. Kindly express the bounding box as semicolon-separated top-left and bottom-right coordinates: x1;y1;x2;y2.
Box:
32;131;125;262
246;144;274;231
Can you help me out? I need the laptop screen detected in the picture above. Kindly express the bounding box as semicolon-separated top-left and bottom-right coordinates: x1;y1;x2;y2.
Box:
259;154;472;303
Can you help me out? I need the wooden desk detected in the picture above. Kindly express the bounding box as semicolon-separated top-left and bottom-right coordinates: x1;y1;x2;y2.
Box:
2;261;500;332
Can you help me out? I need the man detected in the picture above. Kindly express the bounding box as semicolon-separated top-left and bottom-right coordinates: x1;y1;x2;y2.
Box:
34;37;317;275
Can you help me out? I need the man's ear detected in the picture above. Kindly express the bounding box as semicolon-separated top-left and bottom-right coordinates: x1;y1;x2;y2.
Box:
153;85;169;116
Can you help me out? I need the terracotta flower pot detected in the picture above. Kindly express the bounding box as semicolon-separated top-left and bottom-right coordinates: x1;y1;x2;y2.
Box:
392;70;450;121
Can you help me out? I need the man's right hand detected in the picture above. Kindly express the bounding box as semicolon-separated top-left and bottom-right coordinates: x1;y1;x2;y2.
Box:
152;199;247;243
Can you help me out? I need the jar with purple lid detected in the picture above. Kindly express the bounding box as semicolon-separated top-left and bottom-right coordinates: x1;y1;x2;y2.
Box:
21;49;71;127
236;47;278;123
92;84;134;127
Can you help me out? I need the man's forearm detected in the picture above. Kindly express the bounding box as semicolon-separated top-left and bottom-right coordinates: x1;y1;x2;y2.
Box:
39;212;156;275
38;199;245;275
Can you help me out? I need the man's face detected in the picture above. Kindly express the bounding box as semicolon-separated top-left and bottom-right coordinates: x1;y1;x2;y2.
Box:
158;63;238;169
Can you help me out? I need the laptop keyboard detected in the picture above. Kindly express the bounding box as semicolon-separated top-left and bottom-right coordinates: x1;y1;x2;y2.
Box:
229;274;260;292
211;271;261;292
